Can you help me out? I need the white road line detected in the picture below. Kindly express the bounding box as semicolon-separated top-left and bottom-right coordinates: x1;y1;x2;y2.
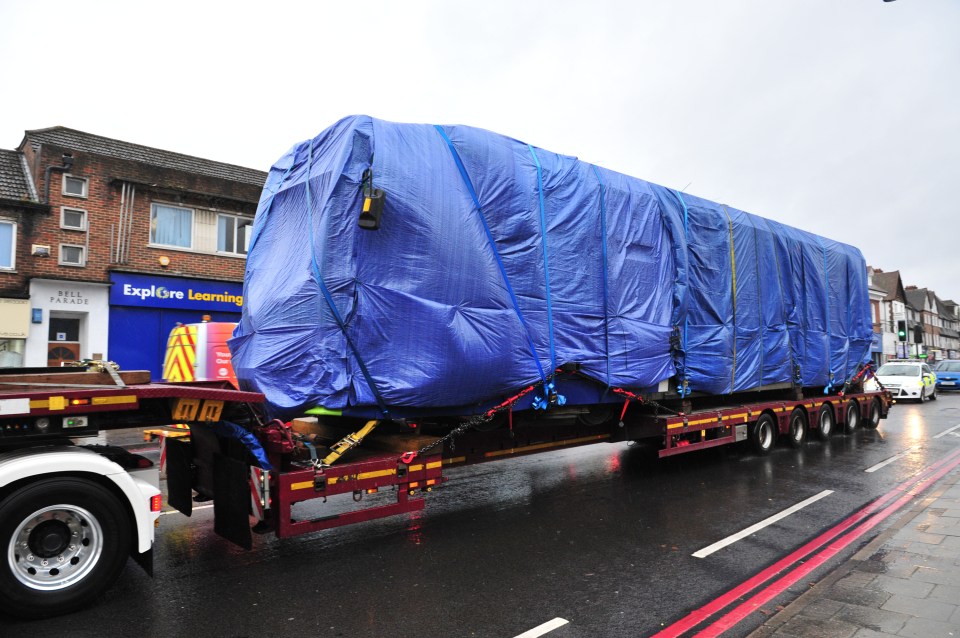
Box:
159;504;213;516
692;490;833;559
513;618;569;638
934;424;960;439
864;447;918;473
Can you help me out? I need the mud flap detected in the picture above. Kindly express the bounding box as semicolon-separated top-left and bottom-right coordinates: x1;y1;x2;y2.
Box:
213;452;252;550
166;437;193;516
132;547;154;577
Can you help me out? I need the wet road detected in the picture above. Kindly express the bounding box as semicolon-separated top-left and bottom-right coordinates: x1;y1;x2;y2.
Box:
2;393;960;637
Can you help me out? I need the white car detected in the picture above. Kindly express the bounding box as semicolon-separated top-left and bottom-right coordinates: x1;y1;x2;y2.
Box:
869;361;937;402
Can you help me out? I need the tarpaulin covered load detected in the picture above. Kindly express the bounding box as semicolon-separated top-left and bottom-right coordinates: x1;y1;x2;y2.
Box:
231;115;872;419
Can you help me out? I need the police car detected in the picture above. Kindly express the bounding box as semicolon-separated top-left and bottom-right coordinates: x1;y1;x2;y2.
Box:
871;360;937;402
933;360;960;391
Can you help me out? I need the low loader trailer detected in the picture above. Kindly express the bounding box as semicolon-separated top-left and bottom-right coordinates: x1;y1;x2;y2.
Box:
0;361;891;618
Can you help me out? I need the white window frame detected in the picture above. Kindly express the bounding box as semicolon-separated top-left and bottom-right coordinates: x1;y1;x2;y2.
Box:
0;219;16;270
60;206;87;231
216;213;253;256
58;244;86;267
62;174;88;199
150;202;195;249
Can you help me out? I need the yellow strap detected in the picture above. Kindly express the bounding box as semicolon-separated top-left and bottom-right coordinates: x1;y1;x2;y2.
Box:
723;206;738;390
320;420;379;467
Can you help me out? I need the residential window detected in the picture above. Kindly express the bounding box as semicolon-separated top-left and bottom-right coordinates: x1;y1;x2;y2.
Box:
59;244;86;267
151;203;193;248
217;214;252;255
62;175;88;198
0;220;15;269
61;207;87;231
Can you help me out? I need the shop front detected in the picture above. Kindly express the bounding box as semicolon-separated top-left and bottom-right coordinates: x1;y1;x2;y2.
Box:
25;279;111;368
108;272;243;380
0;297;30;367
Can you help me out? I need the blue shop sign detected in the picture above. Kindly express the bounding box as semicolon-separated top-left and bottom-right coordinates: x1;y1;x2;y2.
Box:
110;273;243;311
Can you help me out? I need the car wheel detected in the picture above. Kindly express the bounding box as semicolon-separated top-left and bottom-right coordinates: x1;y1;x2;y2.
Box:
863;398;882;429
751;414;776;456
0;477;130;619
930;386;937;401
843;401;860;435
816;404;834;441
787;408;807;448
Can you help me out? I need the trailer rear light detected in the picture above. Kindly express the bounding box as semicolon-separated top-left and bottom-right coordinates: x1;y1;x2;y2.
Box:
366;488;378;494
70;398;91;406
150;494;163;512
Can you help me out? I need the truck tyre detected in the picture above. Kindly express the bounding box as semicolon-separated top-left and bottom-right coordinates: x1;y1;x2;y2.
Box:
751;414;776;455
0;477;131;619
787;408;807;448
816;404;835;441
863;398;882;430
843;401;860;435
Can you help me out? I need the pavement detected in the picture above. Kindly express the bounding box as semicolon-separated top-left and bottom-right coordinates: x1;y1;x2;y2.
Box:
750;467;960;638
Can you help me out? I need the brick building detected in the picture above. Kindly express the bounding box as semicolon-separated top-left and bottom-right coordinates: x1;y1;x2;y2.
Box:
0;127;266;377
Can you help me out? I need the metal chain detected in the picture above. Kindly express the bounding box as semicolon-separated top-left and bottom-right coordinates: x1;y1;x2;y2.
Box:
406;375;680;460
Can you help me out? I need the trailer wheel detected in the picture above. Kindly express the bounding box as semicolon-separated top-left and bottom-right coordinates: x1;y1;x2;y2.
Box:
751;414;776;455
0;477;130;619
787;408;807;448
843;401;860;435
816;404;835;441
863;398;882;430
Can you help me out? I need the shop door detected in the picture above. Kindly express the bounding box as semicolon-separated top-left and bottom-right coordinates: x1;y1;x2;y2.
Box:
48;316;81;366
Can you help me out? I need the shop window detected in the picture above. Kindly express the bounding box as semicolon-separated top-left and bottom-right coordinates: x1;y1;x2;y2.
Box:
217;214;252;255
59;244;86;267
62;175;88;198
151;203;193;248
0;220;15;269
61;207;87;231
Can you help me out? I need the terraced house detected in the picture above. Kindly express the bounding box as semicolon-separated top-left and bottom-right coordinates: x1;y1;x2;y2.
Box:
0;127;266;377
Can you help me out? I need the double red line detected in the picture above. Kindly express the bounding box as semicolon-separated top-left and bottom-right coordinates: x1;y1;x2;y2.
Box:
654;445;960;637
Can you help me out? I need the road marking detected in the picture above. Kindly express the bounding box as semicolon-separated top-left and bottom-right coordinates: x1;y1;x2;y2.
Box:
692;490;833;558
934;423;960;439
159;504;213;516
655;446;960;638
864;447;918;473
513;618;569;638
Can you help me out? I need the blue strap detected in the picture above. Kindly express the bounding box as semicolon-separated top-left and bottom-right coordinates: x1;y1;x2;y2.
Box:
591;165;611;388
817;236;833;394
673;189;691;397
247;149;297;255
434;125;547;385
305;140;389;417
527;146;558;375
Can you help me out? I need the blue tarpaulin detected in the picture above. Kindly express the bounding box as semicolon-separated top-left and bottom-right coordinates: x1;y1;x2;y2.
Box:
230;116;872;419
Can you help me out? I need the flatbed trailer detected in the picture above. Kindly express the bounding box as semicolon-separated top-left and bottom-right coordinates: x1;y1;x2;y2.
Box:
0;364;892;619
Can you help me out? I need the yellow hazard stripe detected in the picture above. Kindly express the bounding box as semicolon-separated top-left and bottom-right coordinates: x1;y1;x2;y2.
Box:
289;462;443;491
92;395;138;406
484;434;610;458
669;412;749;430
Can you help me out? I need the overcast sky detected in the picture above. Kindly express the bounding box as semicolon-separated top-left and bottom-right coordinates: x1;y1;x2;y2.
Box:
1;1;957;302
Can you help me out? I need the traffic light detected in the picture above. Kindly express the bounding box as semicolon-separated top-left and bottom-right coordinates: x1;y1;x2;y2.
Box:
897;320;906;341
914;324;923;344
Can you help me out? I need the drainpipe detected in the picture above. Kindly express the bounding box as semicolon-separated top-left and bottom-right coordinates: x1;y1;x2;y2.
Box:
42;153;75;204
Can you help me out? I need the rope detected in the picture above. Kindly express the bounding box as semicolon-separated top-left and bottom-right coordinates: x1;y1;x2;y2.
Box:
434;125;547;385
528;145;558;377
722;205;738;392
590;165;612;389
305;140;390;417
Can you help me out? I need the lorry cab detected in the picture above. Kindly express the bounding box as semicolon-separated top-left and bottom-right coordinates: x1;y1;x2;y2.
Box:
162;317;238;388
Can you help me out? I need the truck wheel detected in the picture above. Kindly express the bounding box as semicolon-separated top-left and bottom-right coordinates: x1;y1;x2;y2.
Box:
787;408;807;448
843;401;860;435
863;398;882;430
816;405;835;441
751;414;776;455
0;477;130;619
